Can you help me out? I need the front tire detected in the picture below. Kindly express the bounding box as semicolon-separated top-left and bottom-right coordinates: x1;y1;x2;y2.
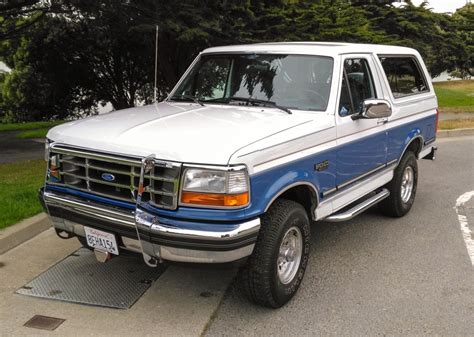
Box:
380;151;418;217
238;199;311;308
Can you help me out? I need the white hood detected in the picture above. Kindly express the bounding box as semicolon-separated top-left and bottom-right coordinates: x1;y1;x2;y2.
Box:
48;102;318;165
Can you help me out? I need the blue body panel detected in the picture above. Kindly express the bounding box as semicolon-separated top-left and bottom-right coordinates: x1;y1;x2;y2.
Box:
386;114;436;162
46;112;436;230
336;130;386;186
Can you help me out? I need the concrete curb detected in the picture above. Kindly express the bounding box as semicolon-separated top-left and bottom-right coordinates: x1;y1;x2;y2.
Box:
437;128;474;138
0;213;51;255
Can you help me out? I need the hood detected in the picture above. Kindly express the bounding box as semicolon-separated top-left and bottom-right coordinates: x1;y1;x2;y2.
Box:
48;102;316;165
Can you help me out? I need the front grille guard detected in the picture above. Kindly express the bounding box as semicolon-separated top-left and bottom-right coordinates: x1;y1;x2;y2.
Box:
43;145;182;267
135;155;161;267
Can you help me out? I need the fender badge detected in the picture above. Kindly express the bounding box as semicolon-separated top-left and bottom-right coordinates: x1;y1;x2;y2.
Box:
315;160;329;172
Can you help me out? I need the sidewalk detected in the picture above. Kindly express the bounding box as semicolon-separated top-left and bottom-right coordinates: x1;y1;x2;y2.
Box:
0;229;235;336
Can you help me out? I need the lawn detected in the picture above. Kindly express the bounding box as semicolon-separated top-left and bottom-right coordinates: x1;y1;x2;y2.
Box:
0;120;63;132
434;80;474;113
15;127;51;139
0;160;46;229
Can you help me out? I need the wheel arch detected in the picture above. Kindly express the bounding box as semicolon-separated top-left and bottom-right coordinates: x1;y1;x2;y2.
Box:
264;182;319;221
399;133;424;163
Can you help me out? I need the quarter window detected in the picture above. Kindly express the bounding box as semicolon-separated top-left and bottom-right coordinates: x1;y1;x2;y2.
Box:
338;58;376;116
378;56;429;98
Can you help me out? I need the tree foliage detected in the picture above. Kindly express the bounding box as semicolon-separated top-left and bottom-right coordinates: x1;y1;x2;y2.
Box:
0;0;472;122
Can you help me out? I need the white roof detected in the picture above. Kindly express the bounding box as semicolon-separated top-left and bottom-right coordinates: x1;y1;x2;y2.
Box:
203;42;418;57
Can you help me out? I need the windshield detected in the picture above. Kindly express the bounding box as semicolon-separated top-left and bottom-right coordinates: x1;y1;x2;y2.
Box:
170;54;334;112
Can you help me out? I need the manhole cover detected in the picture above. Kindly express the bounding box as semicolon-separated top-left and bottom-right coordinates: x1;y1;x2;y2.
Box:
24;315;65;331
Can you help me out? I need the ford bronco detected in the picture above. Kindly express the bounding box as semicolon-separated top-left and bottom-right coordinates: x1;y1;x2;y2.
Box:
40;42;438;308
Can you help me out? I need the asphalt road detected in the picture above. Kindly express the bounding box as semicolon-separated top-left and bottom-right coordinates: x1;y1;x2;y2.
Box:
205;136;474;336
0;131;44;164
0;136;472;336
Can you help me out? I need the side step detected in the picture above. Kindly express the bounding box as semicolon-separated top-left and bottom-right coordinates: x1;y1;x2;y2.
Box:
324;188;390;222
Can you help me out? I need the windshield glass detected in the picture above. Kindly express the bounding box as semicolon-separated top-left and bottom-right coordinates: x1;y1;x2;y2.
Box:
170;54;334;111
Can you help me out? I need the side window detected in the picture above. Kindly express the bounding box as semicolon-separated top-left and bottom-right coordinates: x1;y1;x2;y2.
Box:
338;58;376;116
378;56;429;98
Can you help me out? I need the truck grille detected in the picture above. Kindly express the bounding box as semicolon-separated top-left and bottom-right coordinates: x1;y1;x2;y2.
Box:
47;146;182;209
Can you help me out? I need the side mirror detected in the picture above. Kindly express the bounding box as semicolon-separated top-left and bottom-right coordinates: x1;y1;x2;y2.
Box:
352;99;392;120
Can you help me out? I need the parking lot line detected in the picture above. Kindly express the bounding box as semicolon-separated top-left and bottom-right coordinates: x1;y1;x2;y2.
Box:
455;191;474;267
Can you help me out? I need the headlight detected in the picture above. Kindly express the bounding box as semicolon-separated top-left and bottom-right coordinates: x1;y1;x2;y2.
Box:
180;166;249;208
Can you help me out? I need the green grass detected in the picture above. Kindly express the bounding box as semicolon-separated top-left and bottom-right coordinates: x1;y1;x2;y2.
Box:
0;120;63;132
0;160;46;229
434;80;474;113
15;127;50;139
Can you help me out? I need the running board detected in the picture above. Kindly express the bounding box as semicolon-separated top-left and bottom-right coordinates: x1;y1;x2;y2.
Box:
324;188;390;222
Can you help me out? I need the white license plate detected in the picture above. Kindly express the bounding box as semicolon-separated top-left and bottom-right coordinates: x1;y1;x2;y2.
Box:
84;227;119;255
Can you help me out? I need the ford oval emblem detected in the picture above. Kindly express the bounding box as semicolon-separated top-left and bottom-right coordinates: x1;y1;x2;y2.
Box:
101;173;115;182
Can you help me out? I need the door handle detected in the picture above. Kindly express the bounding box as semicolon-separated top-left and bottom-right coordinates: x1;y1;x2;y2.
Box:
377;118;388;125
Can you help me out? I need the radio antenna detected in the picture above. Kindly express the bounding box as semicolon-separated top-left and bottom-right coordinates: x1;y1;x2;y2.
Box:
154;25;159;103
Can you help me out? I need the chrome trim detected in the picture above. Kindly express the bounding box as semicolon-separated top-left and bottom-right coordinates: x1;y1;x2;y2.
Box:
387;159;398;166
324;188;390;222
150;217;261;241
159;244;255;264
322;187;338;197
337;163;387;190
49;144;182;210
43;191;135;227
135;207;260;264
317;164;395;219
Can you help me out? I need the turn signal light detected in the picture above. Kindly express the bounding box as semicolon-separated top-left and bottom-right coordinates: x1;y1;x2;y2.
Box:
181;191;249;207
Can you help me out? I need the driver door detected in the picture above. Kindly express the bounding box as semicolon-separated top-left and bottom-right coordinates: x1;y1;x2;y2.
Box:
335;55;387;187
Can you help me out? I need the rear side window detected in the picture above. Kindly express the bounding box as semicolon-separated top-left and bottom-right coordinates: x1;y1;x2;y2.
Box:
378;56;429;98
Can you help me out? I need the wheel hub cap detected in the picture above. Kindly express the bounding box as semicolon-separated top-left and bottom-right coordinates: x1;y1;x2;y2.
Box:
401;166;414;203
277;227;303;284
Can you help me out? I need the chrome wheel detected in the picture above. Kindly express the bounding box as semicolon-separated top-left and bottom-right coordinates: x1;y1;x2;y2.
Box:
400;166;414;203
277;226;303;284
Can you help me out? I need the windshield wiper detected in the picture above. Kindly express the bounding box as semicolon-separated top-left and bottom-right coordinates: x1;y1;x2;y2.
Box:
228;96;292;114
169;95;205;106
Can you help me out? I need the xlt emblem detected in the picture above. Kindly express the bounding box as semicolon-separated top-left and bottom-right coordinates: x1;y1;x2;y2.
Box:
101;173;116;182
315;160;329;172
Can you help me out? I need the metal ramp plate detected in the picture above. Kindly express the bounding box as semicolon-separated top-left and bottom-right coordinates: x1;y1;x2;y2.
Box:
16;248;165;309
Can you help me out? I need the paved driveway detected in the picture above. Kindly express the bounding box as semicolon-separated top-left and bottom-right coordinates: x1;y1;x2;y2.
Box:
206;136;474;336
0;131;44;164
0;136;473;336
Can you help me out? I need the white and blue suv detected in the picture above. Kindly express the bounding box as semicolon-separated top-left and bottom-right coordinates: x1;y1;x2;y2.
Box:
40;42;438;307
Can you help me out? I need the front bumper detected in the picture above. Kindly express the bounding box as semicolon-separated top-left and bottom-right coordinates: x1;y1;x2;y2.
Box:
40;188;260;264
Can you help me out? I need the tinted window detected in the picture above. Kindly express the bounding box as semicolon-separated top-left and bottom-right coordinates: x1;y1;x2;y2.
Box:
379;56;429;98
171;54;334;111
338;58;376;116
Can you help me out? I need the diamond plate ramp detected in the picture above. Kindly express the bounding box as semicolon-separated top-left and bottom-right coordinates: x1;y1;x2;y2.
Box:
16;248;166;309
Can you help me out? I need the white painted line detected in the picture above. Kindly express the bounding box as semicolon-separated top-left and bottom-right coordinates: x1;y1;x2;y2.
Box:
455;191;474;267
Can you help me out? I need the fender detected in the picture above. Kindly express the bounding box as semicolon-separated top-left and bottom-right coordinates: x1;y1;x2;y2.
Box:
249;168;320;216
398;129;424;163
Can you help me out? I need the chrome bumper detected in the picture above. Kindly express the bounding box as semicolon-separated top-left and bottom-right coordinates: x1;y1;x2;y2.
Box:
41;189;260;264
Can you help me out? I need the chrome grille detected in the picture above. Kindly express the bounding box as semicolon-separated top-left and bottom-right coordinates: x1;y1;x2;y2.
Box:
47;146;182;209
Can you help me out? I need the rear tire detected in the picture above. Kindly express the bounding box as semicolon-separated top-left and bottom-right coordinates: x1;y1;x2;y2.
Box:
380;151;418;217
238;199;311;308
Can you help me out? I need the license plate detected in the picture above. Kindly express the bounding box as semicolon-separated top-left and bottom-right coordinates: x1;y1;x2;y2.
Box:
84;227;119;255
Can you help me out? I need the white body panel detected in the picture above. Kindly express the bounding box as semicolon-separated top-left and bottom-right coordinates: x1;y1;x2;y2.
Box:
47;42;437;210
